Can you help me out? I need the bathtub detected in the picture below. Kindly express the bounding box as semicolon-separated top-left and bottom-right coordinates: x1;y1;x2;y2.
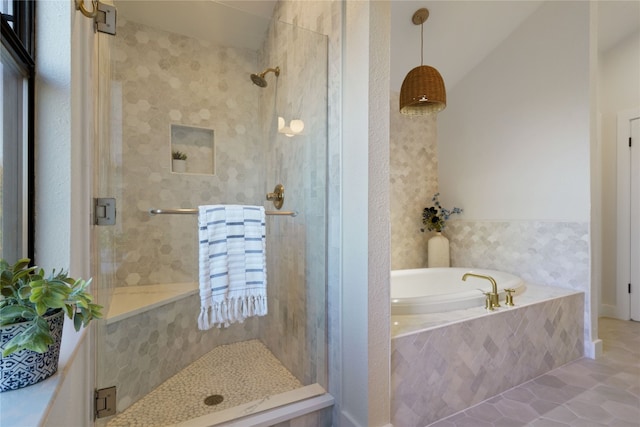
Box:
391;268;524;315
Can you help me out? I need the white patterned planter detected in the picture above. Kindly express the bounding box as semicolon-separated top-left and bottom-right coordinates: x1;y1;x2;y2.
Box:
0;309;64;392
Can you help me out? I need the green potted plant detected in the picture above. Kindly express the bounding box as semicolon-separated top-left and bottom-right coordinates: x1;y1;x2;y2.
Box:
0;258;102;392
172;150;187;173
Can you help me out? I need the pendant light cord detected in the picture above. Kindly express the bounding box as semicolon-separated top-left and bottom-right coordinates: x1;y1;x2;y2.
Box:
420;22;424;66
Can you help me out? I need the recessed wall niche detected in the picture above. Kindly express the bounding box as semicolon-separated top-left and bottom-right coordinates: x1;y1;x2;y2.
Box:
170;124;215;175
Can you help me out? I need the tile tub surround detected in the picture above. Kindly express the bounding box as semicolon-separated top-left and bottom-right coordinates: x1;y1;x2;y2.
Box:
391;292;584;426
430;317;640;426
446;220;592;355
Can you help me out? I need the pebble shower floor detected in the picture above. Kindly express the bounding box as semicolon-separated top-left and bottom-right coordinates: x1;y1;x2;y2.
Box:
106;340;303;426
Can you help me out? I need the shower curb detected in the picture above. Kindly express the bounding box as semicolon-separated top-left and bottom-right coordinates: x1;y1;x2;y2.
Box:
176;383;333;427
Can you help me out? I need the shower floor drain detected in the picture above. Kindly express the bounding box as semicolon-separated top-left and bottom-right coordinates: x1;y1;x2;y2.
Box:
204;394;224;406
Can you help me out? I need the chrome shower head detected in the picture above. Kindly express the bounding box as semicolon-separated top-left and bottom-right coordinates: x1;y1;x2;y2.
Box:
250;66;280;87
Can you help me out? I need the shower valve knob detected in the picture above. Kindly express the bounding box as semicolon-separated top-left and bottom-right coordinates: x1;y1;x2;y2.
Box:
266;184;285;210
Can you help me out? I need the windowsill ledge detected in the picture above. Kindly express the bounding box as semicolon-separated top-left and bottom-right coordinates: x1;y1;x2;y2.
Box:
0;321;87;426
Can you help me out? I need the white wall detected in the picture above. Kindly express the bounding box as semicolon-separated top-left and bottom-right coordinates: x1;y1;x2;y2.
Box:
366;2;391;426
438;1;595;355
36;1;95;425
439;1;590;222
341;1;391;425
599;30;640;314
35;1;72;270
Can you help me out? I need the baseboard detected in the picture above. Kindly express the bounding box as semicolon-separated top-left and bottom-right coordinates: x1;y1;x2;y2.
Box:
585;338;603;360
339;411;393;427
599;303;621;319
179;384;333;427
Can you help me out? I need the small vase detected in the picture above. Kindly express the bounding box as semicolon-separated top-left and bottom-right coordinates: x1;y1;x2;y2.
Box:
428;232;450;268
172;159;187;173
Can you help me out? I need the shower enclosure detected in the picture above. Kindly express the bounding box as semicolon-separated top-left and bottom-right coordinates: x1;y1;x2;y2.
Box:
92;2;329;425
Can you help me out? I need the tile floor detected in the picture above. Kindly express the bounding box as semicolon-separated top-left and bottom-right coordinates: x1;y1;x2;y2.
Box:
430;317;640;427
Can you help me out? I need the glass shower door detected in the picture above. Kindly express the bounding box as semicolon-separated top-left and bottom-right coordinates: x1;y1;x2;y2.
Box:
93;2;328;425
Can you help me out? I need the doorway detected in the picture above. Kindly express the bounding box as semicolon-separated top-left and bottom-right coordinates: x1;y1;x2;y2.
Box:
617;110;640;320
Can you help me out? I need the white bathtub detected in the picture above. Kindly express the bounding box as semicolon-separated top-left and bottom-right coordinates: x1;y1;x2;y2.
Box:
391;268;524;315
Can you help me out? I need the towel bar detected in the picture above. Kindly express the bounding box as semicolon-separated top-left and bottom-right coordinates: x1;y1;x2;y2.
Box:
149;208;297;217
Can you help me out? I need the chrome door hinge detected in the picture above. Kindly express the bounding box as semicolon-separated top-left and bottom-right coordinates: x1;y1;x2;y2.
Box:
95;386;116;419
76;0;117;35
95;2;117;36
95;197;116;226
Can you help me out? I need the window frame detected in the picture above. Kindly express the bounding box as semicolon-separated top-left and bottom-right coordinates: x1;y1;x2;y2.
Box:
1;0;35;261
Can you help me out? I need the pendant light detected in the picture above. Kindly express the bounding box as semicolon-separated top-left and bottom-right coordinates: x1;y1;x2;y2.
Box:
399;8;446;115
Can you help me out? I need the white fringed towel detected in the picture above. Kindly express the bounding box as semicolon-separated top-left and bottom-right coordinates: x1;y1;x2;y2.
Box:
198;205;267;329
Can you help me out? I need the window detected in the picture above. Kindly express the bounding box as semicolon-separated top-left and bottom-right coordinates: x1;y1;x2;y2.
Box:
1;0;34;261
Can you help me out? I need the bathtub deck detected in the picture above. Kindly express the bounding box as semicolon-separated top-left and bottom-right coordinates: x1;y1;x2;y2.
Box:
105;340;310;427
391;283;581;337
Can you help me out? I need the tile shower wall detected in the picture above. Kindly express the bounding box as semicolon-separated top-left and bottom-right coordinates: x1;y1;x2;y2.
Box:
389;91;438;270
104;2;339;423
258;9;329;388
270;1;343;419
391;293;584;426
112;18;264;286
99;17;268;416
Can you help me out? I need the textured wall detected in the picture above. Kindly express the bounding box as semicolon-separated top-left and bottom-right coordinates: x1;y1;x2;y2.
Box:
112;18;264;286
391;293;584;426
389;91;438;270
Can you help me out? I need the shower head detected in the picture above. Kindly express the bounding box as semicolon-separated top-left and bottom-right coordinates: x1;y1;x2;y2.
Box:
250;66;280;87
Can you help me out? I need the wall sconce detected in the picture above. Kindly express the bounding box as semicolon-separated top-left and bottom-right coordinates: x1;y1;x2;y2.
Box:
278;116;305;137
399;8;446;115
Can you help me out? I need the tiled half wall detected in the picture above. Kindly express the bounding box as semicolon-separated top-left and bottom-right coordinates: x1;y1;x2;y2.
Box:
99;295;259;413
391;292;584;426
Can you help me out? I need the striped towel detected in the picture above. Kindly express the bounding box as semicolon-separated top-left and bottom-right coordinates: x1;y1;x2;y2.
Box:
198;205;267;329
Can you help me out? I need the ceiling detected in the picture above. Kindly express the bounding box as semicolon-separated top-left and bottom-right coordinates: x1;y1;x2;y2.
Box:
391;0;640;92
115;1;640;92
114;1;277;51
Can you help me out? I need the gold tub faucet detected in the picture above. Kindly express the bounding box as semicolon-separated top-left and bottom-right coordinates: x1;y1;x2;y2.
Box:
462;273;501;309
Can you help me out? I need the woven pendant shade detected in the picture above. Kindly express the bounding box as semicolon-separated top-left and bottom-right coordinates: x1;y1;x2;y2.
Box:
399;8;446;115
399;65;446;115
